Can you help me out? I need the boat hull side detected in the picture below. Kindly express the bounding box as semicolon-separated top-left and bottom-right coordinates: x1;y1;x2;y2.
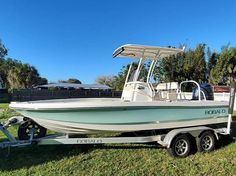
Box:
31;116;228;134
15;106;229;134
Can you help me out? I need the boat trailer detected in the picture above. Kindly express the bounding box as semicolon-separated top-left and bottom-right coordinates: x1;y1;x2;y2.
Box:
0;82;235;158
0;116;231;158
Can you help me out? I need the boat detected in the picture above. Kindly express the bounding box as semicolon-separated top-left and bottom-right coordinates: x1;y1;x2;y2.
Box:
9;44;229;138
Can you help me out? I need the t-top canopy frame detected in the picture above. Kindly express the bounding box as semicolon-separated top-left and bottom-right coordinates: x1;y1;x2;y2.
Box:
113;44;184;60
113;44;185;100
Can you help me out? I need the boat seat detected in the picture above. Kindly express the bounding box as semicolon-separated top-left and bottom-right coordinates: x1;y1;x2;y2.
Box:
154;82;179;101
155;82;178;91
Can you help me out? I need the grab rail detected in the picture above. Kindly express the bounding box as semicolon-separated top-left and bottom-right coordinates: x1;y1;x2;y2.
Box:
179;80;206;101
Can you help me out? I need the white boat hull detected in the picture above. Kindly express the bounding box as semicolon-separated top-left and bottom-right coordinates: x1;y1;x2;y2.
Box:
32;116;228;134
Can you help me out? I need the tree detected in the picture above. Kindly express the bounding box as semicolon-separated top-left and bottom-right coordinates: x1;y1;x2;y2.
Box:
6;59;48;89
209;47;236;85
7;67;23;89
115;62;148;91
207;48;219;81
0;75;3;88
227;63;236;85
207;48;218;73
189;44;207;83
23;64;42;88
0;40;8;87
67;78;82;84
59;78;82;84
95;75;117;89
155;53;185;83
115;64;131;91
37;77;48;85
155;44;207;84
0;40;47;88
0;40;7;58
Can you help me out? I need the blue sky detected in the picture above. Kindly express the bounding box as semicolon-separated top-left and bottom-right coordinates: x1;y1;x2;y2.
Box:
0;0;236;83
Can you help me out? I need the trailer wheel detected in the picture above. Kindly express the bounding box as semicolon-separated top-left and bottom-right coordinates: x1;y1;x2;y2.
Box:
18;120;47;140
167;134;191;158
197;131;216;152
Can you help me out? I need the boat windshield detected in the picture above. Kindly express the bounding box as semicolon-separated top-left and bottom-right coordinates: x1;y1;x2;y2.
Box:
128;68;146;82
126;60;152;83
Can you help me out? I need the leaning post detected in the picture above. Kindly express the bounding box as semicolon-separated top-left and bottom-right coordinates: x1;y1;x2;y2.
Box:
227;82;236;134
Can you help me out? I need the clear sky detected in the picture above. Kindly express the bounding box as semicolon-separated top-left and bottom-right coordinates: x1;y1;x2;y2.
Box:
0;0;236;83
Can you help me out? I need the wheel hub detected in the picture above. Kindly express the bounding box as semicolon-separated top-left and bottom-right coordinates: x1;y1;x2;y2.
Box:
201;136;213;150
175;139;188;156
18;120;47;140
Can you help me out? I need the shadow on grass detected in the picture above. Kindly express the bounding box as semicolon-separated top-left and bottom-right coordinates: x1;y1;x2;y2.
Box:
216;121;236;148
95;143;162;150
0;143;162;171
0;144;92;171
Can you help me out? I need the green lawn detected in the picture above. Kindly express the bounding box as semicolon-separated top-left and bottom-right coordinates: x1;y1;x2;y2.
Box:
0;103;19;120
0;103;9;109
0;128;235;176
0;103;236;175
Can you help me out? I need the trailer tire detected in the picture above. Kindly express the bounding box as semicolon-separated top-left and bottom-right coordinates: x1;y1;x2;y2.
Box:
197;131;216;152
18;120;47;140
167;134;191;158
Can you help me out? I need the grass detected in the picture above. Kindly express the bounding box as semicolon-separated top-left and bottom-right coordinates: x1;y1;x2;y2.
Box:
0;130;235;176
0;104;19;120
0;103;236;175
0;103;9;109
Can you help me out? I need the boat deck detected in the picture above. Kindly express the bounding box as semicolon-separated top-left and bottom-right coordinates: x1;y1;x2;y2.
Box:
10;98;229;110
